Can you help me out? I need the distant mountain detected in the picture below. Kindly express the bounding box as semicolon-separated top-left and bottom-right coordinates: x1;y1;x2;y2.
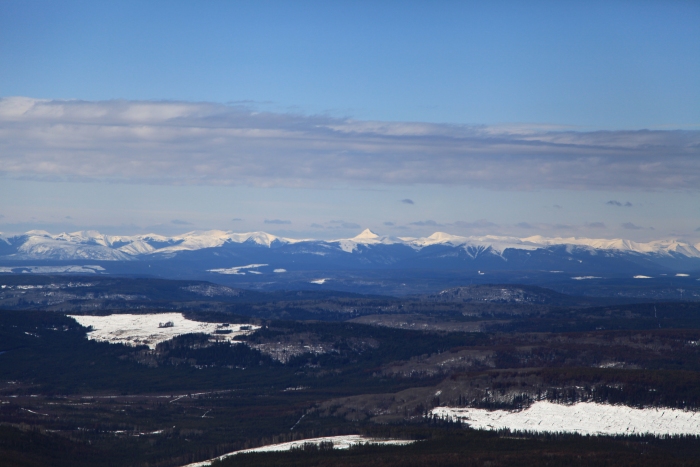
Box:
1;229;700;288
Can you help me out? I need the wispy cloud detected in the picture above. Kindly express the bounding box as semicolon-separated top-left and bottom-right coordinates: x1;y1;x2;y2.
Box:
586;222;606;228
171;219;192;225
2;97;699;190
622;222;643;230
410;220;441;226
453;220;499;229
328;220;361;229
401;199;415;205
264;219;291;225
606;200;633;207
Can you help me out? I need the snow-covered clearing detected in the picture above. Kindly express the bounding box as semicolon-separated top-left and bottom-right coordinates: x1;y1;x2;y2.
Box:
207;264;267;275
0;265;105;274
69;313;259;349
183;435;415;467
431;401;700;436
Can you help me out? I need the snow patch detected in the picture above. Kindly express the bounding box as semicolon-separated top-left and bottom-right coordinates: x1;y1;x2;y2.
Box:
69;313;259;349
208;264;267;275
273;268;287;273
183;435;415;467
572;276;601;280
432;401;700;436
310;278;329;284
634;275;653;279
1;265;105;274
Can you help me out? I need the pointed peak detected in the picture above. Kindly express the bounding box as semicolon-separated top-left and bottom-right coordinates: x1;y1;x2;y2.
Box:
427;231;460;241
354;229;379;240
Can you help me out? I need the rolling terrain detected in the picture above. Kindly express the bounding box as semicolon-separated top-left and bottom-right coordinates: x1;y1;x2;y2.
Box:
2;275;700;465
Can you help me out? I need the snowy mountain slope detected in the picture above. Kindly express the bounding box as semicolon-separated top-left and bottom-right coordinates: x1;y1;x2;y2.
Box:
0;230;305;260
333;229;406;253
15;231;133;261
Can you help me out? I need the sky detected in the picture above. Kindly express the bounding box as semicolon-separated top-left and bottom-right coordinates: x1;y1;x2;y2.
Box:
1;0;699;241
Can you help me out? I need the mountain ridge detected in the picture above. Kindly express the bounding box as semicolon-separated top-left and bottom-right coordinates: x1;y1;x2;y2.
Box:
1;229;699;260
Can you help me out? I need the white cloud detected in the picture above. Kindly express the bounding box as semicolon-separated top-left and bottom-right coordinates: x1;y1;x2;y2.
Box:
1;97;699;190
410;220;441;227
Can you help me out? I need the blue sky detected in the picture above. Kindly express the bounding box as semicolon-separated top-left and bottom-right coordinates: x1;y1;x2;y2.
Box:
1;1;699;240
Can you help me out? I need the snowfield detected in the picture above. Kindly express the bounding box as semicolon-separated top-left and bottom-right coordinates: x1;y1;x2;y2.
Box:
183;435;415;467
431;401;700;436
207;264;267;275
0;265;105;274
69;313;259;349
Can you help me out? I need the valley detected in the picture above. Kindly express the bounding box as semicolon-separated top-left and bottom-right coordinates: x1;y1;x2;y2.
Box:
2;274;700;465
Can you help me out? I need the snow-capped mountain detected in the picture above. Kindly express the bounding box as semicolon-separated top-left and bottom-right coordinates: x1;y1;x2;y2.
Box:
1;228;699;280
0;229;305;260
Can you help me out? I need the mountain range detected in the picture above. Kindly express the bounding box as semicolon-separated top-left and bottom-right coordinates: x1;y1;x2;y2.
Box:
1;229;699;282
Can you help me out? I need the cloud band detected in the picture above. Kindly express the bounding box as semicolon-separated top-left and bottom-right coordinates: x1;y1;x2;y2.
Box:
1;97;698;190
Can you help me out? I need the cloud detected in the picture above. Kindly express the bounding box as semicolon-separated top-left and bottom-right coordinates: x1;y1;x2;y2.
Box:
383;221;395;226
453;219;499;229
231;218;242;221
401;199;415;205
516;222;534;229
622;222;643;230
2;97;699;191
171;219;192;225
328;220;361;229
696;227;700;232
65;216;72;219
606;200;633;207
264;219;291;225
586;222;606;228
553;204;563;209
310;223;324;228
410;220;440;226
